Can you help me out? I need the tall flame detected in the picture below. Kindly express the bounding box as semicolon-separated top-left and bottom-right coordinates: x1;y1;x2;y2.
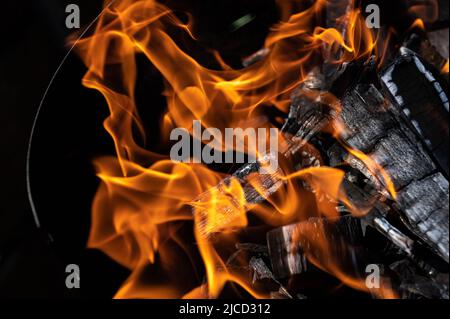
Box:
74;0;396;298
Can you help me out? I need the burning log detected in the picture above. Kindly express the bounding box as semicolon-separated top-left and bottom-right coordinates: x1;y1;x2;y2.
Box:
381;48;449;176
282;90;336;154
192;71;338;237
266;223;308;279
258;8;449;294
379;52;449;262
266;216;365;279
404;34;448;72
427;29;449;65
194;55;449;265
332;77;449;262
195;53;449;297
192;54;449;297
389;259;449;299
249;257;293;299
339;174;416;255
395;172;449;262
193;155;285;237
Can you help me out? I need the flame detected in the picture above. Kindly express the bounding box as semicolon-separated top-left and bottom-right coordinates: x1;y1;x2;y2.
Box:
73;0;399;298
409;18;426;31
408;0;439;24
290;220;397;299
344;146;397;200
443;60;449;74
192;177;248;236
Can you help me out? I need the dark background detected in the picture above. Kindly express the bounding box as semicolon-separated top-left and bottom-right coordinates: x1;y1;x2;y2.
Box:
0;0;115;298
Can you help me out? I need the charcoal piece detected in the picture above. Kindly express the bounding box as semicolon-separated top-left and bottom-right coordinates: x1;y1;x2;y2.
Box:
339;84;396;153
371;216;415;255
428;29;449;60
339;84;437;189
390;259;449;299
266;223;308;279
302;67;327;91
266;216;364;279
270;288;294;299
399;275;449;299
368;129;436;189
249;257;293;298
339;172;419;256
238;166;285;205
327;216;365;245
281;90;334;143
396;172;449;262
336;82;449;262
193;153;285;237
381;48;449;176
226;243;269;270
340;83;435;171
341;171;381;209
234;243;268;255
404;33;448;71
249;257;275;282
281;61;349;139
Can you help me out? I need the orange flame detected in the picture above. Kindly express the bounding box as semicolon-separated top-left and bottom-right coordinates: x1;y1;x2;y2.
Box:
73;0;398;298
443;60;449;74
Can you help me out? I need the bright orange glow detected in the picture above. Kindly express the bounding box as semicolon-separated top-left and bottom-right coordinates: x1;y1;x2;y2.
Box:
344;146;397;200
409;18;426;31
443;60;449;74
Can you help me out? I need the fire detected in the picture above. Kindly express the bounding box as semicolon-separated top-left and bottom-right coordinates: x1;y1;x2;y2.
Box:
409;18;426;31
192;176;248;236
74;0;397;298
342;146;397;200
290;220;397;299
443;60;449;74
